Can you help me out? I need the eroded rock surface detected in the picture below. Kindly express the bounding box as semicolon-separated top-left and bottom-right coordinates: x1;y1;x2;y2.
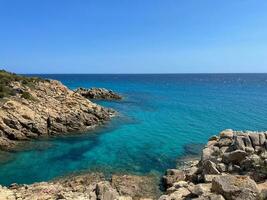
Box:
160;129;267;200
0;78;114;151
0;173;158;200
75;87;122;100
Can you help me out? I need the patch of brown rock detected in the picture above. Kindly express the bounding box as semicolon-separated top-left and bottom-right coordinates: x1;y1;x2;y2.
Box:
160;129;267;200
0;173;160;200
0;80;114;151
75;88;122;100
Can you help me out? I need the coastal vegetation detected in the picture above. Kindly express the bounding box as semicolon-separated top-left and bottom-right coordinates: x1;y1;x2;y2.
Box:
0;70;43;99
0;70;114;151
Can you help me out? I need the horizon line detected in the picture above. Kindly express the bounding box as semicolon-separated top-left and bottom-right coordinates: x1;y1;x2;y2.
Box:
23;72;267;75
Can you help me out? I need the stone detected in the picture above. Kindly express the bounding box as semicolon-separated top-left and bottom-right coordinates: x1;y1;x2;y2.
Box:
202;146;219;161
222;150;247;164
111;175;159;200
211;175;259;200
202;160;220;175
233;136;246;150
208;194;225;200
162;169;185;187
217;163;226;172
204;175;220;183
172;181;188;188
259;133;266;146
75;87;122;100
184;166;199;182
168;187;191;199
209;135;219;141
219;129;234;139
249;133;260;147
190;183;211;196
218;138;233;147
245;147;255;154
96;181;119;200
242;135;253;148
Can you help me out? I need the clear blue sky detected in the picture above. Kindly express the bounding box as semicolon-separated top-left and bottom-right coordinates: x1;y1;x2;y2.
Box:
1;0;267;73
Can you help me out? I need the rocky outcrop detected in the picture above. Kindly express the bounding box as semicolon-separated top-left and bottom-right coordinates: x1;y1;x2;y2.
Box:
0;173;159;200
0;77;115;151
160;129;267;200
75;87;122;100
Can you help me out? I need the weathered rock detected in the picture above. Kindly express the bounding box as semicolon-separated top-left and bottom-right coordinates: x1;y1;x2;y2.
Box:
211;175;259;200
96;181;119;200
0;79;115;151
184;166;199;182
217;138;233;148
204;175;220;183
162;169;185;187
249;133;260;147
222;150;247;164
190;183;211;196
168;187;191;199
202;146;219;161
75;87;122;100
233;136;244;151
219;129;234;139
111;174;160;200
202;160;220;175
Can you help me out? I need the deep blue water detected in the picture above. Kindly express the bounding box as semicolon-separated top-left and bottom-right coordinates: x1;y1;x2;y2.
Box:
1;74;267;185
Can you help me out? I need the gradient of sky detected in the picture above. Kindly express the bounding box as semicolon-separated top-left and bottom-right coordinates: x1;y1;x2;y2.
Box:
1;0;267;74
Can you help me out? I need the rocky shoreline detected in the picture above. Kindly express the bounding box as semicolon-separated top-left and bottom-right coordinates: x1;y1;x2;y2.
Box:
1;72;266;200
0;173;160;200
1;129;266;200
160;129;267;200
0;71;115;151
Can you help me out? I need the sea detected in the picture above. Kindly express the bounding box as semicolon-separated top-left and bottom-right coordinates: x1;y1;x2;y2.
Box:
0;74;267;185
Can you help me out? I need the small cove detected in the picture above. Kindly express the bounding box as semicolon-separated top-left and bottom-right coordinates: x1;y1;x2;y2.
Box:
0;74;267;185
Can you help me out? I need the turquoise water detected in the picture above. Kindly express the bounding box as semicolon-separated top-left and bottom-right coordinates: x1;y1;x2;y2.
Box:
1;74;267;185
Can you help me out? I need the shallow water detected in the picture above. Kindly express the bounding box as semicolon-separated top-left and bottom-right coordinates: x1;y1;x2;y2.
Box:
1;74;267;185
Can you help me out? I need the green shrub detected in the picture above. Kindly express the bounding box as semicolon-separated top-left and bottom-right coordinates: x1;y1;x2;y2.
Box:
21;91;36;101
0;69;45;98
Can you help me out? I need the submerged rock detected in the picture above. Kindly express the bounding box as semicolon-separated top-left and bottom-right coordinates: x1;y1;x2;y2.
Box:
75;87;122;100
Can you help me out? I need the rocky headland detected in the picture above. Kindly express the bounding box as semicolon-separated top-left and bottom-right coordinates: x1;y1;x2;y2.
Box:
75;87;122;100
0;70;114;151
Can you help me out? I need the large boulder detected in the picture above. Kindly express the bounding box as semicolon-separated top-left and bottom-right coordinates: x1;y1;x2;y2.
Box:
211;175;259;200
162;169;185;188
111;175;160;200
96;181;119;200
222;150;247;164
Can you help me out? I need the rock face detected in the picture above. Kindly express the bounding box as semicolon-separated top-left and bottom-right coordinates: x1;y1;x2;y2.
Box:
75;87;122;100
0;76;114;151
160;129;267;200
211;175;259;200
0;173;158;200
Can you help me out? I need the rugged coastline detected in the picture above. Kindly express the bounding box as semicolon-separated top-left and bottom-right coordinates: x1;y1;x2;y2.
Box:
0;71;114;151
0;129;266;199
160;129;267;200
0;71;266;200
